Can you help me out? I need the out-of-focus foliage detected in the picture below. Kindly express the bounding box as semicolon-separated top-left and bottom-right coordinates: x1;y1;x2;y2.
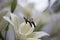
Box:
0;32;4;40
51;0;60;13
54;5;60;13
0;0;12;10
11;0;17;13
0;9;8;30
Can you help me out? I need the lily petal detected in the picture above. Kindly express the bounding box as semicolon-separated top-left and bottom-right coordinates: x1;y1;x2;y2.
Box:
3;16;14;26
19;22;35;36
27;38;41;40
25;24;35;36
10;13;21;27
27;31;49;38
18;22;31;35
18;32;27;40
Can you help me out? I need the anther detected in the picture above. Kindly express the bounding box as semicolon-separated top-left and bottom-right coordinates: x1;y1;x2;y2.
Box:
24;17;36;27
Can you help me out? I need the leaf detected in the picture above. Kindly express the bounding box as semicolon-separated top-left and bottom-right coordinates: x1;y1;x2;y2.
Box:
11;0;17;13
0;31;4;40
5;23;9;31
50;32;60;37
0;10;8;30
54;5;60;12
0;10;8;22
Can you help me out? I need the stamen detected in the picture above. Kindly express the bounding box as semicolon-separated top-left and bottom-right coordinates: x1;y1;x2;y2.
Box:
24;17;36;27
24;17;28;24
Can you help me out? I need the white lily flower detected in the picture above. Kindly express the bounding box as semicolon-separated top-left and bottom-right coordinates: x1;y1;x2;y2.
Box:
15;5;50;32
3;13;49;40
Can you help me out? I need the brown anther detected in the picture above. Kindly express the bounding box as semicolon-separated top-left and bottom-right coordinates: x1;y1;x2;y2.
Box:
24;17;36;27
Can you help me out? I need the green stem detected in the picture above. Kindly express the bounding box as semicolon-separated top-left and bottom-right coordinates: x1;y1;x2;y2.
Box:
0;31;5;40
5;23;9;40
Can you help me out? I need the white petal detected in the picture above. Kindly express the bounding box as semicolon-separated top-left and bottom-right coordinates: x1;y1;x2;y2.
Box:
18;31;27;40
3;16;14;26
27;31;49;38
25;24;35;36
19;22;35;36
33;31;49;38
18;22;25;36
18;22;29;35
10;13;21;27
19;22;26;29
27;38;41;40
